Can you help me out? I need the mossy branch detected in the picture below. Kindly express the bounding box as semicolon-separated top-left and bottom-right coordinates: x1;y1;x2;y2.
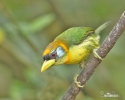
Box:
62;11;125;100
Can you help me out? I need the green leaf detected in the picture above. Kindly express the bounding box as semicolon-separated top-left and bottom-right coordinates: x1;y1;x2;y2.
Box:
29;13;56;33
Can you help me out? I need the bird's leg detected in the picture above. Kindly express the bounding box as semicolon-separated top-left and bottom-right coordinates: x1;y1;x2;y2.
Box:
74;62;84;88
93;48;103;60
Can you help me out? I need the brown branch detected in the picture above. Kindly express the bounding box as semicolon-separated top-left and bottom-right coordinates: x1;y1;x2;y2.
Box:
62;11;125;100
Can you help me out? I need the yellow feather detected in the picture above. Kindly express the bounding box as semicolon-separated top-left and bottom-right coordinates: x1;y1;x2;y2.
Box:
65;36;99;64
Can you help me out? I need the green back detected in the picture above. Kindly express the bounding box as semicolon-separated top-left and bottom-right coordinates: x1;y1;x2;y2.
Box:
55;27;94;46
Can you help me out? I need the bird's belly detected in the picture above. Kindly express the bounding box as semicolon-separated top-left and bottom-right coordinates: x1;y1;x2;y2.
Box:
66;45;92;64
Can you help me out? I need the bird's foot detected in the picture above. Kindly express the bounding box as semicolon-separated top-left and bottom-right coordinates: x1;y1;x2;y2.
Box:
79;62;84;68
93;49;103;60
74;74;84;88
73;62;84;88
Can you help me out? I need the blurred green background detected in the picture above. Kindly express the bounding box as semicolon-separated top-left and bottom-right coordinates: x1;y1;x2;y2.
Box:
0;0;125;100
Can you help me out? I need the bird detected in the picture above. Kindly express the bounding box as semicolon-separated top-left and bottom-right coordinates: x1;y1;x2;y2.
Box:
41;22;109;87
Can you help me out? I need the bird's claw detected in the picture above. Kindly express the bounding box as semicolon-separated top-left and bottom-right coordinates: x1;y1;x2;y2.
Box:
93;49;103;60
74;74;84;88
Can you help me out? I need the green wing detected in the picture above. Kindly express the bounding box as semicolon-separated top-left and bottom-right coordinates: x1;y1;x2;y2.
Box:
55;27;94;46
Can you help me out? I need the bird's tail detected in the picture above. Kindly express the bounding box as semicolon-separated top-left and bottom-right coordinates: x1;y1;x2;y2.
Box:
95;21;110;34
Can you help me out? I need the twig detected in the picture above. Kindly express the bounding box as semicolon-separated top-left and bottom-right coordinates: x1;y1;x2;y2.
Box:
62;11;125;100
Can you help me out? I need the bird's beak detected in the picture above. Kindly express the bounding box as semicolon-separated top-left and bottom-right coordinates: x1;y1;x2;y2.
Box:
41;59;55;72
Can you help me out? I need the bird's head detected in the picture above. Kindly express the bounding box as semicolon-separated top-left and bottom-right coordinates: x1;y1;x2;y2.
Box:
41;40;69;72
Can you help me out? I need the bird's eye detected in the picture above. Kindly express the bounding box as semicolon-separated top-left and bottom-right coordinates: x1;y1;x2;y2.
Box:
52;52;56;57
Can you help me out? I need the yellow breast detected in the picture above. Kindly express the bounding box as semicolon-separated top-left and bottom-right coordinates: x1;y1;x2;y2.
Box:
65;42;91;64
65;36;99;64
66;46;90;64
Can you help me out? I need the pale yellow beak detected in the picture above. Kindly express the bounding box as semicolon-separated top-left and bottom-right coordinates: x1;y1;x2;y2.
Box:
41;59;55;72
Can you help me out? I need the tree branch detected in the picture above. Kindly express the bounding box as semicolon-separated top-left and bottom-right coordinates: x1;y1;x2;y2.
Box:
62;11;125;100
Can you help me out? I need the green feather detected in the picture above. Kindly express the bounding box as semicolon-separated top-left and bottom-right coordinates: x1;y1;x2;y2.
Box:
55;27;94;46
95;21;110;34
55;22;109;47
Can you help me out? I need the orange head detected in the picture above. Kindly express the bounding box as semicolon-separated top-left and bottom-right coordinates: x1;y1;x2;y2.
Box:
41;40;69;72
